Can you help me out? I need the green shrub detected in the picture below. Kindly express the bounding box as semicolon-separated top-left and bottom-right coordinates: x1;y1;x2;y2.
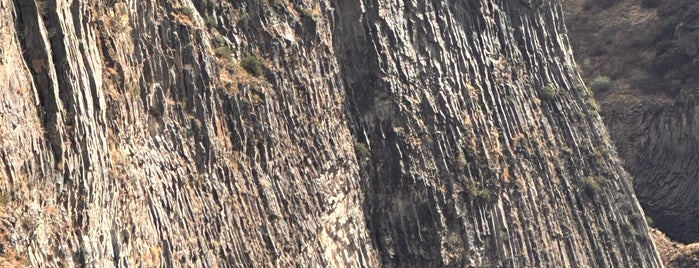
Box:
592;151;606;166
652;48;689;75
660;16;678;36
0;192;8;207
211;33;226;47
455;155;468;172
464;180;496;204
589;76;612;92
539;84;558;100
240;55;264;77
206;15;218;27
177;7;194;19
645;215;655;227
354;142;371;158
620;222;633;236
299;8;314;19
215;46;233;60
475;188;495;203
581;176;602;198
237;14;251;30
212;34;226;47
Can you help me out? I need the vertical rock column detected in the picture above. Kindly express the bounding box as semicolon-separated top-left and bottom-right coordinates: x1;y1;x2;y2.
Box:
3;0;110;265
4;0;382;266
336;0;663;267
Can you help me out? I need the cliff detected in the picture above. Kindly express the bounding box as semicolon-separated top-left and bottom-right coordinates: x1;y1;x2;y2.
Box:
0;0;662;267
563;0;699;244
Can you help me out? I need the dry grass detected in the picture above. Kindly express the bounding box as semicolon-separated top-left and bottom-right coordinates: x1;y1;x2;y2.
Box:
171;3;196;26
651;228;683;264
461;113;472;127
669;243;699;267
209;29;269;96
217;56;266;96
501;166;511;183
652;228;699;267
140;246;162;267
172;12;193;26
105;3;130;32
0;208;30;267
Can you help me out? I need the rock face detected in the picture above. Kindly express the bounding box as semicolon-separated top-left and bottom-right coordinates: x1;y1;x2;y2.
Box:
0;0;662;267
563;0;699;244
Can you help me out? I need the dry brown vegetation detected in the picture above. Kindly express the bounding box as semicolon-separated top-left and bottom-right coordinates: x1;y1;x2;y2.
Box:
211;32;267;97
0;208;29;267
651;229;699;267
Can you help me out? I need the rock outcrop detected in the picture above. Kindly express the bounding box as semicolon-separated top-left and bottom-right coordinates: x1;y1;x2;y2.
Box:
0;0;662;267
563;0;699;244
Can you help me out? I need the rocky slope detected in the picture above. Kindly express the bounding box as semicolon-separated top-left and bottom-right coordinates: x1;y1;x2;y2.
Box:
0;0;662;267
563;0;699;244
650;229;698;267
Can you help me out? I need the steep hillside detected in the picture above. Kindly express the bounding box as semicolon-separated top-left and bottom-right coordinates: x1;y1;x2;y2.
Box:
563;0;699;244
1;0;661;267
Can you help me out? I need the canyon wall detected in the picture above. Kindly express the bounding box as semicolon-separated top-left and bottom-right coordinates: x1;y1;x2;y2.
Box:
564;0;699;244
0;0;662;267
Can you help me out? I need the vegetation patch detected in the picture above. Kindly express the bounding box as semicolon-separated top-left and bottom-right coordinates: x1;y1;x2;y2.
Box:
173;7;195;26
354;142;371;159
0;192;8;207
474;188;495;203
237;14;251;31
455;155;468;172
620;222;634;237
210;33;268;96
299;8;314;20
592;151;606;167
215;46;233;60
581;176;602;198
589;76;612;93
538;84;558;100
240;55;265;77
464;180;496;204
177;7;194;19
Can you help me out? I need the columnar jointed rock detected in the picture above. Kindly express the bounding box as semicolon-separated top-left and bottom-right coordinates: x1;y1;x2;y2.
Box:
337;0;662;266
0;0;663;267
563;0;699;244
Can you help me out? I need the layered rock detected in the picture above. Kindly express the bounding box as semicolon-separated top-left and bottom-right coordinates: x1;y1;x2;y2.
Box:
563;0;699;244
0;0;662;267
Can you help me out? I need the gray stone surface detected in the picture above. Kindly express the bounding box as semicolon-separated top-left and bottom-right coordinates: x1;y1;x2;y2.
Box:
0;0;662;267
